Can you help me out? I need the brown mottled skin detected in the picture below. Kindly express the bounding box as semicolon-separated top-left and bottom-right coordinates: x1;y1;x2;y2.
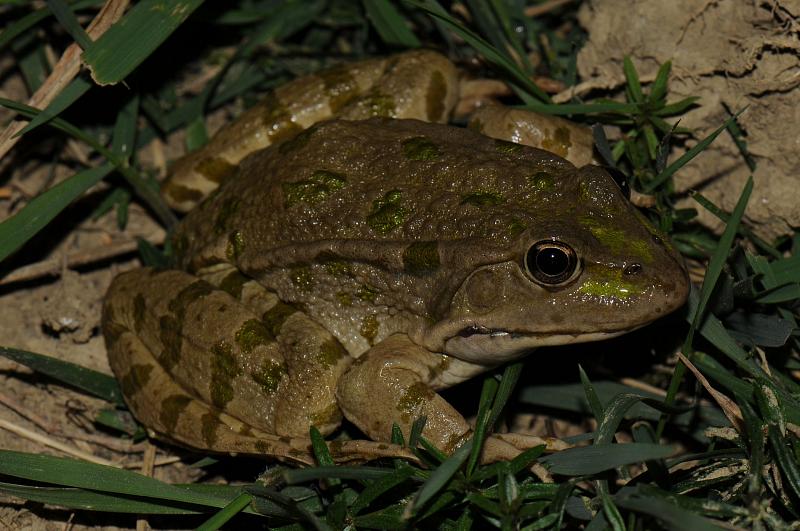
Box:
103;50;689;464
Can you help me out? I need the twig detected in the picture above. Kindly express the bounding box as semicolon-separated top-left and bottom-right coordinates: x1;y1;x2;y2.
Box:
0;0;130;161
524;0;576;17
0;417;115;466
0;236;162;286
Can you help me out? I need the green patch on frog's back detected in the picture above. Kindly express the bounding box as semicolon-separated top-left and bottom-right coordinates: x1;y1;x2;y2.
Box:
367;190;408;234
355;284;379;302
403;241;440;275
402;136;440;161
461;190;505;207
528;171;556;192
282;170;347;207
494;138;523;155
290;266;314;291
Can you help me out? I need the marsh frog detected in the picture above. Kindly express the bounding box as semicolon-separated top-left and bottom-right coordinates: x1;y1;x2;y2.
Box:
102;50;689;464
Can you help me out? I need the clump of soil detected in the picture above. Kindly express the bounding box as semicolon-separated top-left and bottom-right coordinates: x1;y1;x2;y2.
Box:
576;0;800;240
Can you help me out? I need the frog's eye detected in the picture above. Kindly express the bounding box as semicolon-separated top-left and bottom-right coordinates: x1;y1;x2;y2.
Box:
525;240;579;285
603;166;631;200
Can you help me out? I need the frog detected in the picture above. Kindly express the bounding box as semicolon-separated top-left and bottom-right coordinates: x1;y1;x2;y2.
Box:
102;50;690;465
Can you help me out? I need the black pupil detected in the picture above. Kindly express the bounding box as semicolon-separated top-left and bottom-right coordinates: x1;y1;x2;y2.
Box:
535;247;569;277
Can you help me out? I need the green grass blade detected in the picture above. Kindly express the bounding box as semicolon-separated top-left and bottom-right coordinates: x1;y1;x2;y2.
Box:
0;451;230;507
111;93;140;160
466;374;498;478
283;466;393;483
615;488;723;531
649;60;671;103
406;440;472;517
15;75;92;138
486;361;523;430
0;481;204;514
691;190;779;258
539;443;675;476
525;101;639;115
645;111;744;192
600;488;625;531
82;0;205;85
46;0;92;48
653;97;700;116
0;346;123;404
350;465;416;515
0;97;176;228
578;365;604;420
362;0;421;47
623;56;643;103
406;0;550;103
0;162;113;263
691;176;753;331
197;492;253;531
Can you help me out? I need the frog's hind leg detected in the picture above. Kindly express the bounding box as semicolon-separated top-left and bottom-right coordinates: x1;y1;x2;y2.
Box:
102;266;351;458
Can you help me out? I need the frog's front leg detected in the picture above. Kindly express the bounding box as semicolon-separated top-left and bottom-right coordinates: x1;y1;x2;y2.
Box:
336;335;471;453
336;335;566;460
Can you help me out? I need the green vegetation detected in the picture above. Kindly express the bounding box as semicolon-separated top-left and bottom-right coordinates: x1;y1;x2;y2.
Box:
0;1;797;529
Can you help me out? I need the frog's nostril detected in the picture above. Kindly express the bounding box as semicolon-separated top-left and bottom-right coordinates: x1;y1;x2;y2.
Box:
624;263;642;275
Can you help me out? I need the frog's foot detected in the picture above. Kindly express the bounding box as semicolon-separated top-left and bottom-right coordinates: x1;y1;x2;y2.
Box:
103;266;353;457
481;432;572;463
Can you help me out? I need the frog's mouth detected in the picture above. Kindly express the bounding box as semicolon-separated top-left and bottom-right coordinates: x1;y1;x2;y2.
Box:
443;324;630;364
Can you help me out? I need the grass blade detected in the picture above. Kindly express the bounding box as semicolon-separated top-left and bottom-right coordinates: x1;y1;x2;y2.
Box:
0;451;229;508
406;440;472;517
0;346;123;404
15;75;92;138
539;443;675;476
623;56;643;103
645;111;744;192
406;0;549;103
0;163;113;263
82;0;205;85
196;492;253;531
362;0;421;47
46;0;92;48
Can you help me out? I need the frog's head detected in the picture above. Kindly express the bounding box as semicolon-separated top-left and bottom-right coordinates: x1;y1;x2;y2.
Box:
424;165;689;364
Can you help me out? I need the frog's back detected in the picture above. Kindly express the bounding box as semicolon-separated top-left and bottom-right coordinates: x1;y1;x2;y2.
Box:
174;118;574;270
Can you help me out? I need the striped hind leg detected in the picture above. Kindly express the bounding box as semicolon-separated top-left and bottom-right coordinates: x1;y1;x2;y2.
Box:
102;265;351;458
